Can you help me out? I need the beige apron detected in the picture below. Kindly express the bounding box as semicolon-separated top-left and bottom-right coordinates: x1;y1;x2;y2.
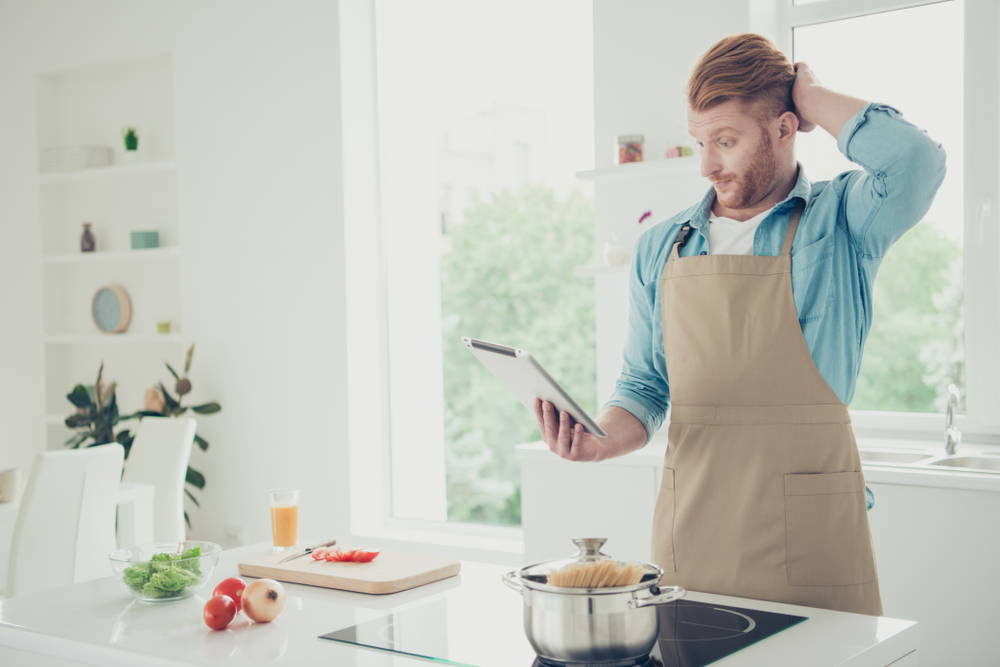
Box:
650;198;883;616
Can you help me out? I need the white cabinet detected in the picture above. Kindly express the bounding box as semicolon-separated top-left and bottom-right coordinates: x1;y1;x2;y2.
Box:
865;479;1000;667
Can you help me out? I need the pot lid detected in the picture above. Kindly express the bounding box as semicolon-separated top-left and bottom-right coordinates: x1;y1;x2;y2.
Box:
515;537;662;594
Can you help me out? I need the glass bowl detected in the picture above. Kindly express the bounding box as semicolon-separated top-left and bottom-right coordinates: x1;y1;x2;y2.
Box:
109;540;222;603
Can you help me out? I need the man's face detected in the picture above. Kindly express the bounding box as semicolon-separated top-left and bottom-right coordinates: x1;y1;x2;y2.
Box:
687;99;778;211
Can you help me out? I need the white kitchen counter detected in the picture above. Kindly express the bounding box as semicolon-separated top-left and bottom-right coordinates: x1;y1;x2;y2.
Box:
0;540;917;666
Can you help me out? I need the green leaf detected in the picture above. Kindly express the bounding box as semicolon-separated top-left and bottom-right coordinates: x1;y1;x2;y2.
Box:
158;383;180;411
184;487;201;507
184;510;191;531
64;413;91;428
164;362;180;381
184;344;195;375
66;385;92;409
129;410;165;419
193;434;209;451
190;402;221;415
185;466;206;489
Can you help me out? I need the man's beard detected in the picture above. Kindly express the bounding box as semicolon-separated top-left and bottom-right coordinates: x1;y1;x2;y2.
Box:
717;128;777;209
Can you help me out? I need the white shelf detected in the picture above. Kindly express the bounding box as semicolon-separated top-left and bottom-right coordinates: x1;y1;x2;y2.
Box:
37;159;176;184
43;246;180;265
576;156;699;183
44;333;184;344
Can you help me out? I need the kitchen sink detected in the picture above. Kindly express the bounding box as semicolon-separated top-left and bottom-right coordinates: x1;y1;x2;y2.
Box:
922;455;1000;472
859;449;937;464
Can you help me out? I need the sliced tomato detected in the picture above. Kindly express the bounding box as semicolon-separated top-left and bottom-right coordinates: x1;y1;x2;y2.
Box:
314;547;380;563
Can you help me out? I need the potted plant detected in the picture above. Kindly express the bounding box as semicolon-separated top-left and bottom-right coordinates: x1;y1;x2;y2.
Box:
64;345;221;532
122;127;139;151
64;361;132;449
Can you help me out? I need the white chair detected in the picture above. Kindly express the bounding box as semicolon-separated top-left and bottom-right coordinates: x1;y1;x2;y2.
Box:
6;443;124;597
122;417;196;543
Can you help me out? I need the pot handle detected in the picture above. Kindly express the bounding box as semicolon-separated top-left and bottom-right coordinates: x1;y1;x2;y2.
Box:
627;584;686;609
502;570;524;593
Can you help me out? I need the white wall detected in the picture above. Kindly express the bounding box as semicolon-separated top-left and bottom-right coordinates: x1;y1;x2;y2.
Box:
591;0;753;412
0;0;350;549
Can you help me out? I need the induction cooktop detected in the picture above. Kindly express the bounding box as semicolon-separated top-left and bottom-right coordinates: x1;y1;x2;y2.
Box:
319;596;807;666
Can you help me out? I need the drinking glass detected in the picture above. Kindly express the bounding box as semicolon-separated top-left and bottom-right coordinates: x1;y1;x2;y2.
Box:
267;488;299;552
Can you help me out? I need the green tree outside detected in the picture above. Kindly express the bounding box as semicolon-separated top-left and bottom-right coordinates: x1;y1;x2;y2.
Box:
853;221;964;412
440;184;596;526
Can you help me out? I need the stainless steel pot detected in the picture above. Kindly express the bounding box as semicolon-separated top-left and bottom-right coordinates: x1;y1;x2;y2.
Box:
503;537;685;664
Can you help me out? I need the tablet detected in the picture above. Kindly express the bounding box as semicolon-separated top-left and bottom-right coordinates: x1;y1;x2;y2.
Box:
461;337;607;438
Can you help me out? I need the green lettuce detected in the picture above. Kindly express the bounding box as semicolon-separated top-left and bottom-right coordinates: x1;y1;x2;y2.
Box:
122;545;203;597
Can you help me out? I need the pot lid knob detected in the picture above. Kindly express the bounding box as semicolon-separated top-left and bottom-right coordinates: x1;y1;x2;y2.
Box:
572;537;610;562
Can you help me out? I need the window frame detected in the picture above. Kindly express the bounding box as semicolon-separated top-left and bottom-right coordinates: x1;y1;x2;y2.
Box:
776;0;1000;443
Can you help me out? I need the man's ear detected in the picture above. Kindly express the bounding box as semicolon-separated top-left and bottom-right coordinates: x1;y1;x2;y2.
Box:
778;110;798;142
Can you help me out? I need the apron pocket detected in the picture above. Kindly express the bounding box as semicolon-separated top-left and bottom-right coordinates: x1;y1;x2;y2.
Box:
651;467;677;573
783;471;875;586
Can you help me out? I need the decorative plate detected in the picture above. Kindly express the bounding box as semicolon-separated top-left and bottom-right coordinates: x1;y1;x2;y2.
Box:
91;285;132;333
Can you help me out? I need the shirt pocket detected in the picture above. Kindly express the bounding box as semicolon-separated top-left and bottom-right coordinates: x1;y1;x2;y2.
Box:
784;471;877;586
790;234;834;322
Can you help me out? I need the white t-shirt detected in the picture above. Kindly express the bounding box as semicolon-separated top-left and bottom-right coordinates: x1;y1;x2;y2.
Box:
707;205;777;255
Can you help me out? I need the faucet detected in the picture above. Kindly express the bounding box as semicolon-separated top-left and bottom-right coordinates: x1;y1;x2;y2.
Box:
945;383;962;456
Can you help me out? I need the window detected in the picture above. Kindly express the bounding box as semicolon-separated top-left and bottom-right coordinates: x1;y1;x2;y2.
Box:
371;0;595;528
782;0;1000;436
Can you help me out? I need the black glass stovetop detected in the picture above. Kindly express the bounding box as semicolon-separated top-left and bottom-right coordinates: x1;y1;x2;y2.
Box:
319;596;807;666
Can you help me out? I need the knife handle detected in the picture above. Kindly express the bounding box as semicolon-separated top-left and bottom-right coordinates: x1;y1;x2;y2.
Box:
305;538;338;552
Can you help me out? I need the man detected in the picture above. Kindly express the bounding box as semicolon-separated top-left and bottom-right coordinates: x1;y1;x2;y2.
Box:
533;33;946;616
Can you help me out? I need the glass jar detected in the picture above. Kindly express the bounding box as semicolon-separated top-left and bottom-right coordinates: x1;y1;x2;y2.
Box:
616;135;644;163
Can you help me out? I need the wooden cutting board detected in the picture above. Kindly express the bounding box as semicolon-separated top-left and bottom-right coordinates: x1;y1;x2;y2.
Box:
237;548;461;594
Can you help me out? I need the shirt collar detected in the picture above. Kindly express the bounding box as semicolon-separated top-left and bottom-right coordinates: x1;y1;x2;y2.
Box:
685;160;812;230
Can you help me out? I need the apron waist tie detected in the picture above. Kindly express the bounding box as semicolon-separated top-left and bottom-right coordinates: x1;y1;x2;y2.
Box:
669;403;850;425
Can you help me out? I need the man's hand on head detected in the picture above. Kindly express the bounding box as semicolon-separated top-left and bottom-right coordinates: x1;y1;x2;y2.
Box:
792;62;821;133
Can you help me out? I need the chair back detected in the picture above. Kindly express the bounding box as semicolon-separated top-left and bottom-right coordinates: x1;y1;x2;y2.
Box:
7;443;124;597
122;417;196;542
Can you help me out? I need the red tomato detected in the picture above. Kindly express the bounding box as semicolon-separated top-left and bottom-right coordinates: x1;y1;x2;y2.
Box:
212;577;246;611
311;549;327;560
355;551;380;563
204;594;237;630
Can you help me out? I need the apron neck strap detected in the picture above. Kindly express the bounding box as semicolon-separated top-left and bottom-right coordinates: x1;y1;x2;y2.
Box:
670;197;805;260
780;198;805;256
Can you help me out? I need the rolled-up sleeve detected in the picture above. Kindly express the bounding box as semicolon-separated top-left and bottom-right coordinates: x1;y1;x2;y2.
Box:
837;102;947;259
602;231;670;445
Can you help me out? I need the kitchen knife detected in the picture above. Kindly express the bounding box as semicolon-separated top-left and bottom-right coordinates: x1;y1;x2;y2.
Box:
276;538;338;564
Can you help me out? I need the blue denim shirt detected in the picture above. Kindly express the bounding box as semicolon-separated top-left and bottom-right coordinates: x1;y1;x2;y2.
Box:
604;103;947;512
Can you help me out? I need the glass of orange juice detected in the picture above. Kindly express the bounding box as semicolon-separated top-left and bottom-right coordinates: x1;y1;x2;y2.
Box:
267;488;299;552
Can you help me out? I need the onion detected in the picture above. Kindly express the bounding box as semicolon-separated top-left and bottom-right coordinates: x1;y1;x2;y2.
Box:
242;578;286;623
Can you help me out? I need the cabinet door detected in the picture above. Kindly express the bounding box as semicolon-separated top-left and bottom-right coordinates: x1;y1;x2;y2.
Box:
520;458;657;564
866;480;1000;667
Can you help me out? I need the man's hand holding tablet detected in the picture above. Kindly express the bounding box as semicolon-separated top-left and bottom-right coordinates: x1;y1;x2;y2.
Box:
462;337;649;462
533;398;607;462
